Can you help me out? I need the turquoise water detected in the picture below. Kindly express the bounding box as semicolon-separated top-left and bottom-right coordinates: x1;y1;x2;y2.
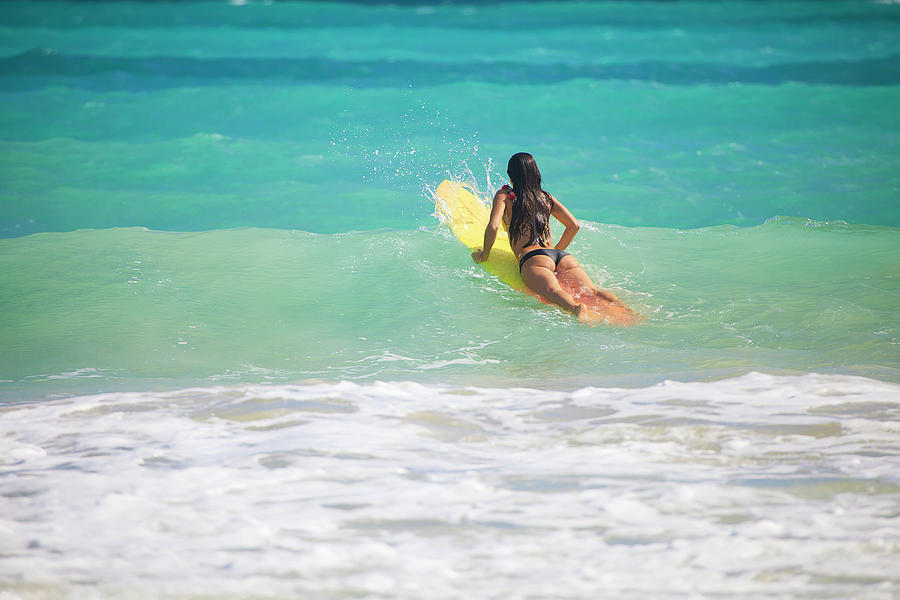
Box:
1;1;899;598
1;219;898;398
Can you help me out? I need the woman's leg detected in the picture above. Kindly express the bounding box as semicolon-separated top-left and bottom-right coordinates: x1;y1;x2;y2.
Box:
555;255;622;304
520;255;582;316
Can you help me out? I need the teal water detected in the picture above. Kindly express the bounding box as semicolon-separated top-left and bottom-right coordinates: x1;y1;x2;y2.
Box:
2;1;900;239
1;2;899;598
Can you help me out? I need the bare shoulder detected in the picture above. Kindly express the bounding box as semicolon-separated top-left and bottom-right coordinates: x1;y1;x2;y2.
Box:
545;191;560;210
549;193;578;223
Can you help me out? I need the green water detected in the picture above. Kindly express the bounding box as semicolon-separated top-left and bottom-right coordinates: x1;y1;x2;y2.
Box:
1;219;896;397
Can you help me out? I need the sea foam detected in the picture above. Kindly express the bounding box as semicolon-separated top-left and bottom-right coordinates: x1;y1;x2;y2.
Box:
2;373;898;598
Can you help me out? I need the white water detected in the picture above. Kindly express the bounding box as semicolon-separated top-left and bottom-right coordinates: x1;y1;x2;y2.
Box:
2;372;898;599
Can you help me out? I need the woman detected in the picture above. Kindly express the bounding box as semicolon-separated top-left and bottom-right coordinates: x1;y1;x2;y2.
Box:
471;152;626;321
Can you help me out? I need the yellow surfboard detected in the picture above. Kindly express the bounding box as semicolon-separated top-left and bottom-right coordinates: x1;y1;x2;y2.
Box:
435;179;641;325
434;179;525;290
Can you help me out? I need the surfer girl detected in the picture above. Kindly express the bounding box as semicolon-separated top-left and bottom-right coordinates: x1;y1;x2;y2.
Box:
472;152;629;321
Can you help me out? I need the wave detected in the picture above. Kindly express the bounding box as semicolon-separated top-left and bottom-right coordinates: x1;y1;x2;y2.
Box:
5;50;900;90
6;1;900;30
0;221;897;398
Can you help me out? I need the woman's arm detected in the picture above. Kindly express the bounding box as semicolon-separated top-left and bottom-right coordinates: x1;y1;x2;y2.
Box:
472;189;507;263
549;194;580;251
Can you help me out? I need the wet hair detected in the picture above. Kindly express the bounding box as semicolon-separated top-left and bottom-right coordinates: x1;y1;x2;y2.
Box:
507;152;553;247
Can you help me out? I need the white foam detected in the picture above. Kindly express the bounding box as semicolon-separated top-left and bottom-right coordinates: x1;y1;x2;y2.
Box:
1;373;898;598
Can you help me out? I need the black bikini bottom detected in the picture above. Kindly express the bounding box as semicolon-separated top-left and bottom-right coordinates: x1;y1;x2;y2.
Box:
518;248;570;273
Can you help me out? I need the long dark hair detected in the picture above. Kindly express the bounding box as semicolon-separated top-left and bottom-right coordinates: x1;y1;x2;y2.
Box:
507;152;553;247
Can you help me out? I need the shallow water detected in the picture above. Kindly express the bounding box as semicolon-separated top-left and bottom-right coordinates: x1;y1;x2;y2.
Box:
1;1;899;598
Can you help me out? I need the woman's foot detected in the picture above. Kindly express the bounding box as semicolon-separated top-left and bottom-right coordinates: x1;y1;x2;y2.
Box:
593;287;621;304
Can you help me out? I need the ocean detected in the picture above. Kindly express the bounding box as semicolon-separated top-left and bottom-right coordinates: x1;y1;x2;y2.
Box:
1;1;898;598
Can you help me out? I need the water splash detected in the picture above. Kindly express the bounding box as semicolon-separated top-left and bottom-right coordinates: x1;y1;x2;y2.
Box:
329;92;498;198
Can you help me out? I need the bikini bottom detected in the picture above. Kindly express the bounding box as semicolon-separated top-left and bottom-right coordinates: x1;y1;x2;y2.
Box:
518;248;570;273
